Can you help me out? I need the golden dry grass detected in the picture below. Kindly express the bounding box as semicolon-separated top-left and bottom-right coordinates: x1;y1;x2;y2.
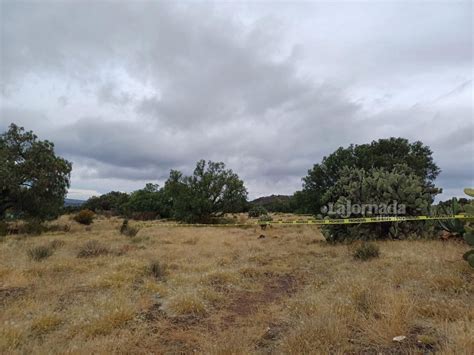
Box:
0;214;473;354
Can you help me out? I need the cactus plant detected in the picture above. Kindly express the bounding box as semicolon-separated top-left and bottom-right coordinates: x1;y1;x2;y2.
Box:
436;198;465;235
320;165;436;242
462;188;474;268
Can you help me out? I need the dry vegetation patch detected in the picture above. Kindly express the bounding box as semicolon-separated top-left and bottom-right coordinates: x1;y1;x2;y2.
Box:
0;216;472;353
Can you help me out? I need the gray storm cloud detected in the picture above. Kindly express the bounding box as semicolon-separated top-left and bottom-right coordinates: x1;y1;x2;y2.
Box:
0;1;472;200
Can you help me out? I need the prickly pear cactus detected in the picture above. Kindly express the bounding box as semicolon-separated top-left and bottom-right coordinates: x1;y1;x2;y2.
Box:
462;188;474;268
320;165;436;242
437;197;465;234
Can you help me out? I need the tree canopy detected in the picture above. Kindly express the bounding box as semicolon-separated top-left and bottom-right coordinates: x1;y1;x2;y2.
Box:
0;123;72;220
301;138;441;214
164;160;248;223
82;191;130;214
81;160;248;223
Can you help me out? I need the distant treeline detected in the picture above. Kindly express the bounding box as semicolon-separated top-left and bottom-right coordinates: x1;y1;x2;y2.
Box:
5;122;471;241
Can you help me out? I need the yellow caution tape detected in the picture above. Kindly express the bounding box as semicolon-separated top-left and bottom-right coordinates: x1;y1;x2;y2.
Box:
143;214;474;227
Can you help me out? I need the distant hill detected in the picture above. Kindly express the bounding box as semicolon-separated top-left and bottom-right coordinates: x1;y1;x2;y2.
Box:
250;194;294;212
64;198;85;207
251;194;292;205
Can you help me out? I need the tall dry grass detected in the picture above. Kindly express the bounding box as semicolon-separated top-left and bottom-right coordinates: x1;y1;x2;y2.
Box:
0;214;472;353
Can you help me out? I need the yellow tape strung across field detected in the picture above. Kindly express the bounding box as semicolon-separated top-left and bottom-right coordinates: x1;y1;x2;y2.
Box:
145;215;474;227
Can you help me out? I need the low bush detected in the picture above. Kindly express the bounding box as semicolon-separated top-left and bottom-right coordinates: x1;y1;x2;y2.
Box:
258;214;273;222
77;240;109;258
21;220;46;235
248;206;268;218
120;219;139;237
353;242;380;261
73;209;95;225
28;245;54;261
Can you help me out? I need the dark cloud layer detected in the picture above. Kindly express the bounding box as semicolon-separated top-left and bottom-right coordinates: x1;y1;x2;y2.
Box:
1;1;472;200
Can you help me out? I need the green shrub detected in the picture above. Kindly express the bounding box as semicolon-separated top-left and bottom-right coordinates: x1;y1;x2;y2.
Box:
258;214;273;230
77;240;109;258
353;242;380;261
248;205;268;218
130;211;158;221
436;197;465;234
461;188;474;268
28;245;53;261
73;209;95;225
258;214;273;222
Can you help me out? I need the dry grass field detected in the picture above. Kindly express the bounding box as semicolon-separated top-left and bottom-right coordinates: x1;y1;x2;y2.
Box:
1;215;473;354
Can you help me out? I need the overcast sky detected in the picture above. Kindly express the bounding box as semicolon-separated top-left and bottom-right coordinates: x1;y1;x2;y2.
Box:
1;0;472;200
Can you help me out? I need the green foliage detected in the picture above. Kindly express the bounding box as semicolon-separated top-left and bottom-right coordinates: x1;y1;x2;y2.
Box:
467;254;474;268
301;138;440;215
73;209;95;225
83;191;129;215
460;188;474;268
77;240;109;258
248;205;268;218
21;220;46;235
321;166;434;242
0;123;72;221
28;245;53;261
119;219;139;237
123;183;163;219
163;160;248;223
463;250;474;261
74;160;247;224
464;226;474;246
250;195;296;213
435;198;466;234
353;242;380;261
258;214;273;222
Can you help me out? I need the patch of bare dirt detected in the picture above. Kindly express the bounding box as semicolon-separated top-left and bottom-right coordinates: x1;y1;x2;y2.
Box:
223;273;299;323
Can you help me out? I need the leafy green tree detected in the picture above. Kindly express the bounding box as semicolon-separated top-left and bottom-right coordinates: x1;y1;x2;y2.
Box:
123;183;166;219
0;123;72;220
301;138;440;214
83;191;130;214
164;160;248;223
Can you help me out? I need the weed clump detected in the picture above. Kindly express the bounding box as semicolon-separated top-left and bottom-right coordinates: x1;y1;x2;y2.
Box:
248;206;268;218
148;260;166;280
73;209;95;225
28;245;54;261
77;240;109;258
21;220;45;235
49;239;65;250
353;242;380;261
120;219;139;237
